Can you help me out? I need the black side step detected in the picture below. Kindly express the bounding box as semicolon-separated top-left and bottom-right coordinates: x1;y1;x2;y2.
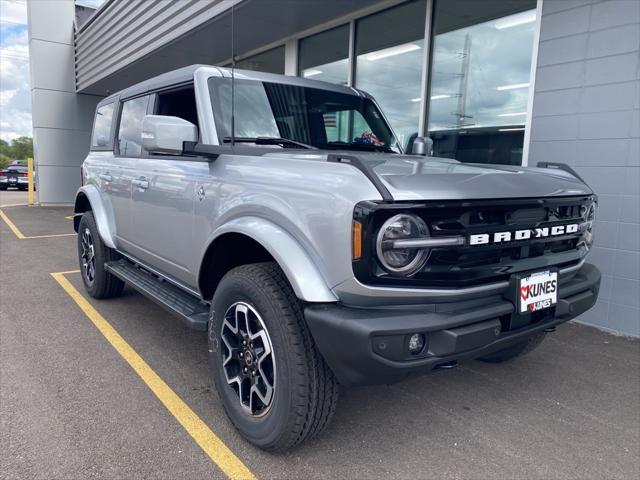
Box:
105;259;208;331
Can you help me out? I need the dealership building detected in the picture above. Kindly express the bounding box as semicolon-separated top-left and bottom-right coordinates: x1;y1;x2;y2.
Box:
27;0;639;335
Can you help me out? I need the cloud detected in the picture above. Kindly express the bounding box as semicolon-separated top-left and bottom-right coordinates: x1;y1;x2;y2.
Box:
0;0;31;142
0;0;27;26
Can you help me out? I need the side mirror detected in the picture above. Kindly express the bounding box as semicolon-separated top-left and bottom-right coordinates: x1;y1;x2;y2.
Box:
142;115;198;155
96;135;107;147
411;136;433;156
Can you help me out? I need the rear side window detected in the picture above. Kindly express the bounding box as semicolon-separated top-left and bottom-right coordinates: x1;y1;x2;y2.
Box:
91;103;115;149
117;95;150;157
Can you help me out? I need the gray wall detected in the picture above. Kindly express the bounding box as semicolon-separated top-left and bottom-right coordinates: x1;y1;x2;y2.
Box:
529;0;640;336
27;0;101;205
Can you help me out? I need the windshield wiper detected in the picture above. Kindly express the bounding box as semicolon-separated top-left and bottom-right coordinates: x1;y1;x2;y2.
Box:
324;141;394;153
223;136;316;150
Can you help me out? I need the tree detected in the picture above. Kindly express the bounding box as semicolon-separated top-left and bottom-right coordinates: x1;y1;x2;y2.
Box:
0;153;10;170
8;137;33;160
0;137;34;163
0;140;10;159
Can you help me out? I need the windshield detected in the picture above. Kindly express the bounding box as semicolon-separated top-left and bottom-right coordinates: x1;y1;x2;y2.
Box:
208;77;399;152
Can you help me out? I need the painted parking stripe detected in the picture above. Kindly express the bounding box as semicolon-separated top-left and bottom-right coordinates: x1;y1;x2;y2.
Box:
0;209;76;239
51;271;256;480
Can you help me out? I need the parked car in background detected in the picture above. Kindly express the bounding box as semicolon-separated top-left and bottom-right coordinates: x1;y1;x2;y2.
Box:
0;164;35;191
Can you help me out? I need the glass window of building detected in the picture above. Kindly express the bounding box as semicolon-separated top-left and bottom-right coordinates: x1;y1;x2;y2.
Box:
299;25;350;85
235;46;285;74
427;0;537;165
355;0;427;150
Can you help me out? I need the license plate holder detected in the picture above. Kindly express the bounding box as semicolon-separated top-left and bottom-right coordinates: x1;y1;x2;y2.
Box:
514;270;558;314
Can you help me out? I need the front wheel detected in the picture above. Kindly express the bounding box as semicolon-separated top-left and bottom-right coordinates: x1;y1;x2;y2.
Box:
477;332;546;363
208;262;339;451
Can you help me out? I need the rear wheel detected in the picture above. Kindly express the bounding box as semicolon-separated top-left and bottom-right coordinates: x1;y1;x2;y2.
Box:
477;332;546;363
208;262;339;451
77;211;124;299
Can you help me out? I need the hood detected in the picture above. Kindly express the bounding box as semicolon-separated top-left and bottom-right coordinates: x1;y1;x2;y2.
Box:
264;151;592;201
369;155;592;200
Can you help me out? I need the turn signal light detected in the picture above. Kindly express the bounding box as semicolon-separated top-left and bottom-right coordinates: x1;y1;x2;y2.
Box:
352;220;362;260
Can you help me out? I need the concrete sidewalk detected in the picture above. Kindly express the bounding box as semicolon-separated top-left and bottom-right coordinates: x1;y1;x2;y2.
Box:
1;205;639;479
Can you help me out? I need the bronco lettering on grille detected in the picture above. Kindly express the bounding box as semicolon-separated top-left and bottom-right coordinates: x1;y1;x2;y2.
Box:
469;223;580;246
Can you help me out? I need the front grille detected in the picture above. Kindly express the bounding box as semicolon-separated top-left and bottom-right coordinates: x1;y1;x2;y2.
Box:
353;195;595;288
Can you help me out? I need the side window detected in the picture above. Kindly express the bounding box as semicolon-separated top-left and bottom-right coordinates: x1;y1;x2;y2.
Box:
155;85;199;128
117;95;150;157
91;103;115;149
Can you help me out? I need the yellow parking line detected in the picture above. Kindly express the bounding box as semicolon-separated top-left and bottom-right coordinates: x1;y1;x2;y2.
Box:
51;271;256;480
0;209;25;239
0;208;76;240
23;232;77;239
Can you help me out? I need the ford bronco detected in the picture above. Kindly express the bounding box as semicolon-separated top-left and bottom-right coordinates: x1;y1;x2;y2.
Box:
74;65;600;450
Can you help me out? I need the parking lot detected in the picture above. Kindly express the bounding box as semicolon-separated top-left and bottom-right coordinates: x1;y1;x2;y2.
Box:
1;196;639;480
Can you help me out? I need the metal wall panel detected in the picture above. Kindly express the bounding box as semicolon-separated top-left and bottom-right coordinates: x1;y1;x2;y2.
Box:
74;0;238;92
529;0;640;336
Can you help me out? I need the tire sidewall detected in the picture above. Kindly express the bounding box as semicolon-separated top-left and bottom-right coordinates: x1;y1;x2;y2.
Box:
208;271;298;448
77;212;107;296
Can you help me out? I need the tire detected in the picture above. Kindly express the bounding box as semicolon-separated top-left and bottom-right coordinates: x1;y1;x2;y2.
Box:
208;262;339;451
0;186;7;191
77;211;124;299
477;332;546;363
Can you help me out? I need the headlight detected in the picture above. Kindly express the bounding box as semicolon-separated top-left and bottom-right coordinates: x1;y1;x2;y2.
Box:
376;214;429;275
580;201;597;249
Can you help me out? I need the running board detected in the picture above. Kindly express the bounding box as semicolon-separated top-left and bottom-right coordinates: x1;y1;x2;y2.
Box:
105;259;208;331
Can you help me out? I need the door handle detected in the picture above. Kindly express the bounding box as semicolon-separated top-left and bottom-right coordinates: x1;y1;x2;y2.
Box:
99;173;112;182
132;177;149;190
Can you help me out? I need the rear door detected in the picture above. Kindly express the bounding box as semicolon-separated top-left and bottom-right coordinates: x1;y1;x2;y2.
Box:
110;94;151;251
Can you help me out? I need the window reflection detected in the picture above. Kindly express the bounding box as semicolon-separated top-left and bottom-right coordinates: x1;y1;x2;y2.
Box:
299;25;349;85
355;0;427;150
91;103;114;148
235;46;285;74
118;96;149;157
427;0;536;164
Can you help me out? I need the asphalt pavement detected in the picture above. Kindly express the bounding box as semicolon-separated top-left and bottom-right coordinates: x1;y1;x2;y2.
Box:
1;200;639;479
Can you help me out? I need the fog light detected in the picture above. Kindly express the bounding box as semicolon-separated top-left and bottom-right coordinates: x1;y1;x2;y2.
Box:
408;333;425;355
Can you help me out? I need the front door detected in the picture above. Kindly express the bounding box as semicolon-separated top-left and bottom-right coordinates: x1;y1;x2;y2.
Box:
129;156;196;286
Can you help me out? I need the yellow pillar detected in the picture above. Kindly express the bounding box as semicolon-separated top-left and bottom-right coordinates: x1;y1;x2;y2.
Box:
27;157;34;206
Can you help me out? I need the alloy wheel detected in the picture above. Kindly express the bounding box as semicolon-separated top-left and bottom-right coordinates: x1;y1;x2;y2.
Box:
80;227;96;285
220;302;276;417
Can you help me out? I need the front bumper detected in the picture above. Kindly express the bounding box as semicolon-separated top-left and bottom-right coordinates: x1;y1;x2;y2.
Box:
305;263;600;387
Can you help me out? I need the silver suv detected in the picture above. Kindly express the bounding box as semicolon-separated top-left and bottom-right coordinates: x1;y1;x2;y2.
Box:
75;65;601;450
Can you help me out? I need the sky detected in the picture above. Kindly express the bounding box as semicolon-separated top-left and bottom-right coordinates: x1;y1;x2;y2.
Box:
0;0;30;142
0;0;105;142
